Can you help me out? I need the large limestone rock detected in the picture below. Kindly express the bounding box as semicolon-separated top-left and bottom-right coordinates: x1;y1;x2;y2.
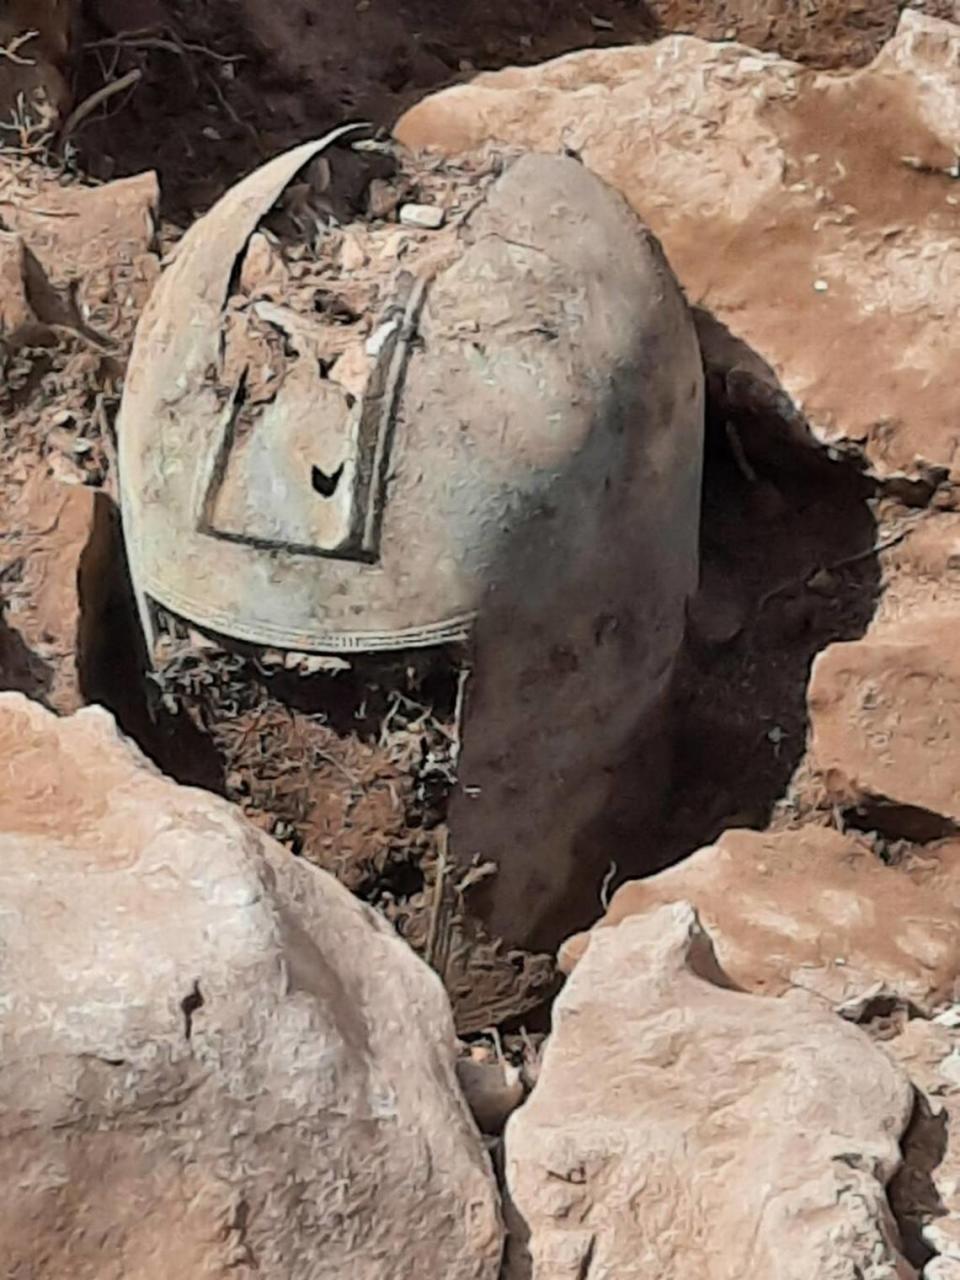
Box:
0;693;502;1279
397;12;960;484
505;903;915;1279
561;827;960;1013
809;615;960;835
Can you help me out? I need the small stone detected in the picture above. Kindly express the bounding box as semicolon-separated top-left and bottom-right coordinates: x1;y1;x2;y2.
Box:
47;451;86;486
339;230;368;271
924;1258;960;1279
686;586;744;648
239;231;282;294
807;567;838;595
399;203;446;230
0;233;51;350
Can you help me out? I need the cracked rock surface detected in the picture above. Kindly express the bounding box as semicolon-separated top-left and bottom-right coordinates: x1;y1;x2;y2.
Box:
397;12;960;485
504;902;915;1279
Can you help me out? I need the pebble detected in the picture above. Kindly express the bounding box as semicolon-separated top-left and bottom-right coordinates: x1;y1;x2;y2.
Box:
339;231;368;272
399;203;446;230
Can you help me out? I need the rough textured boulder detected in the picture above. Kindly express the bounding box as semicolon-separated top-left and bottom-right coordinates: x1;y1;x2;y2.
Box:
561;827;960;1013
809;616;960;835
0;693;502;1279
505;903;915;1279
398;11;960;483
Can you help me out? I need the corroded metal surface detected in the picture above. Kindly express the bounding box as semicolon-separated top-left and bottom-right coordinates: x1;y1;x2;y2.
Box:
119;136;702;659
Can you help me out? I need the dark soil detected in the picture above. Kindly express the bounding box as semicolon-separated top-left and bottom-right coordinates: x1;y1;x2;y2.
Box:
71;0;933;224
74;0;658;222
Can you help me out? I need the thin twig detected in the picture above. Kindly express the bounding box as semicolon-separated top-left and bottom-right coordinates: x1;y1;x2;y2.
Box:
205;65;263;154
822;528;910;572
313;749;360;789
425;829;450;971
0;31;38;66
58;68;143;147
600;860;618;910
450;663;470;769
483;1025;506;1065
84;33;243;63
756;528;910;613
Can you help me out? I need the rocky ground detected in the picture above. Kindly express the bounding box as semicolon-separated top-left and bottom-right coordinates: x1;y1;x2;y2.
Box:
4;2;960;1277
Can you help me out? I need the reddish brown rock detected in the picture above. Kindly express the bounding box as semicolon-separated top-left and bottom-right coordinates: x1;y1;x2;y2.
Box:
1;170;159;346
0;693;502;1279
561;827;960;1013
0;471;114;714
0;169;161;711
809;616;960;832
0;232;54;351
505;902;915;1279
397;12;960;483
